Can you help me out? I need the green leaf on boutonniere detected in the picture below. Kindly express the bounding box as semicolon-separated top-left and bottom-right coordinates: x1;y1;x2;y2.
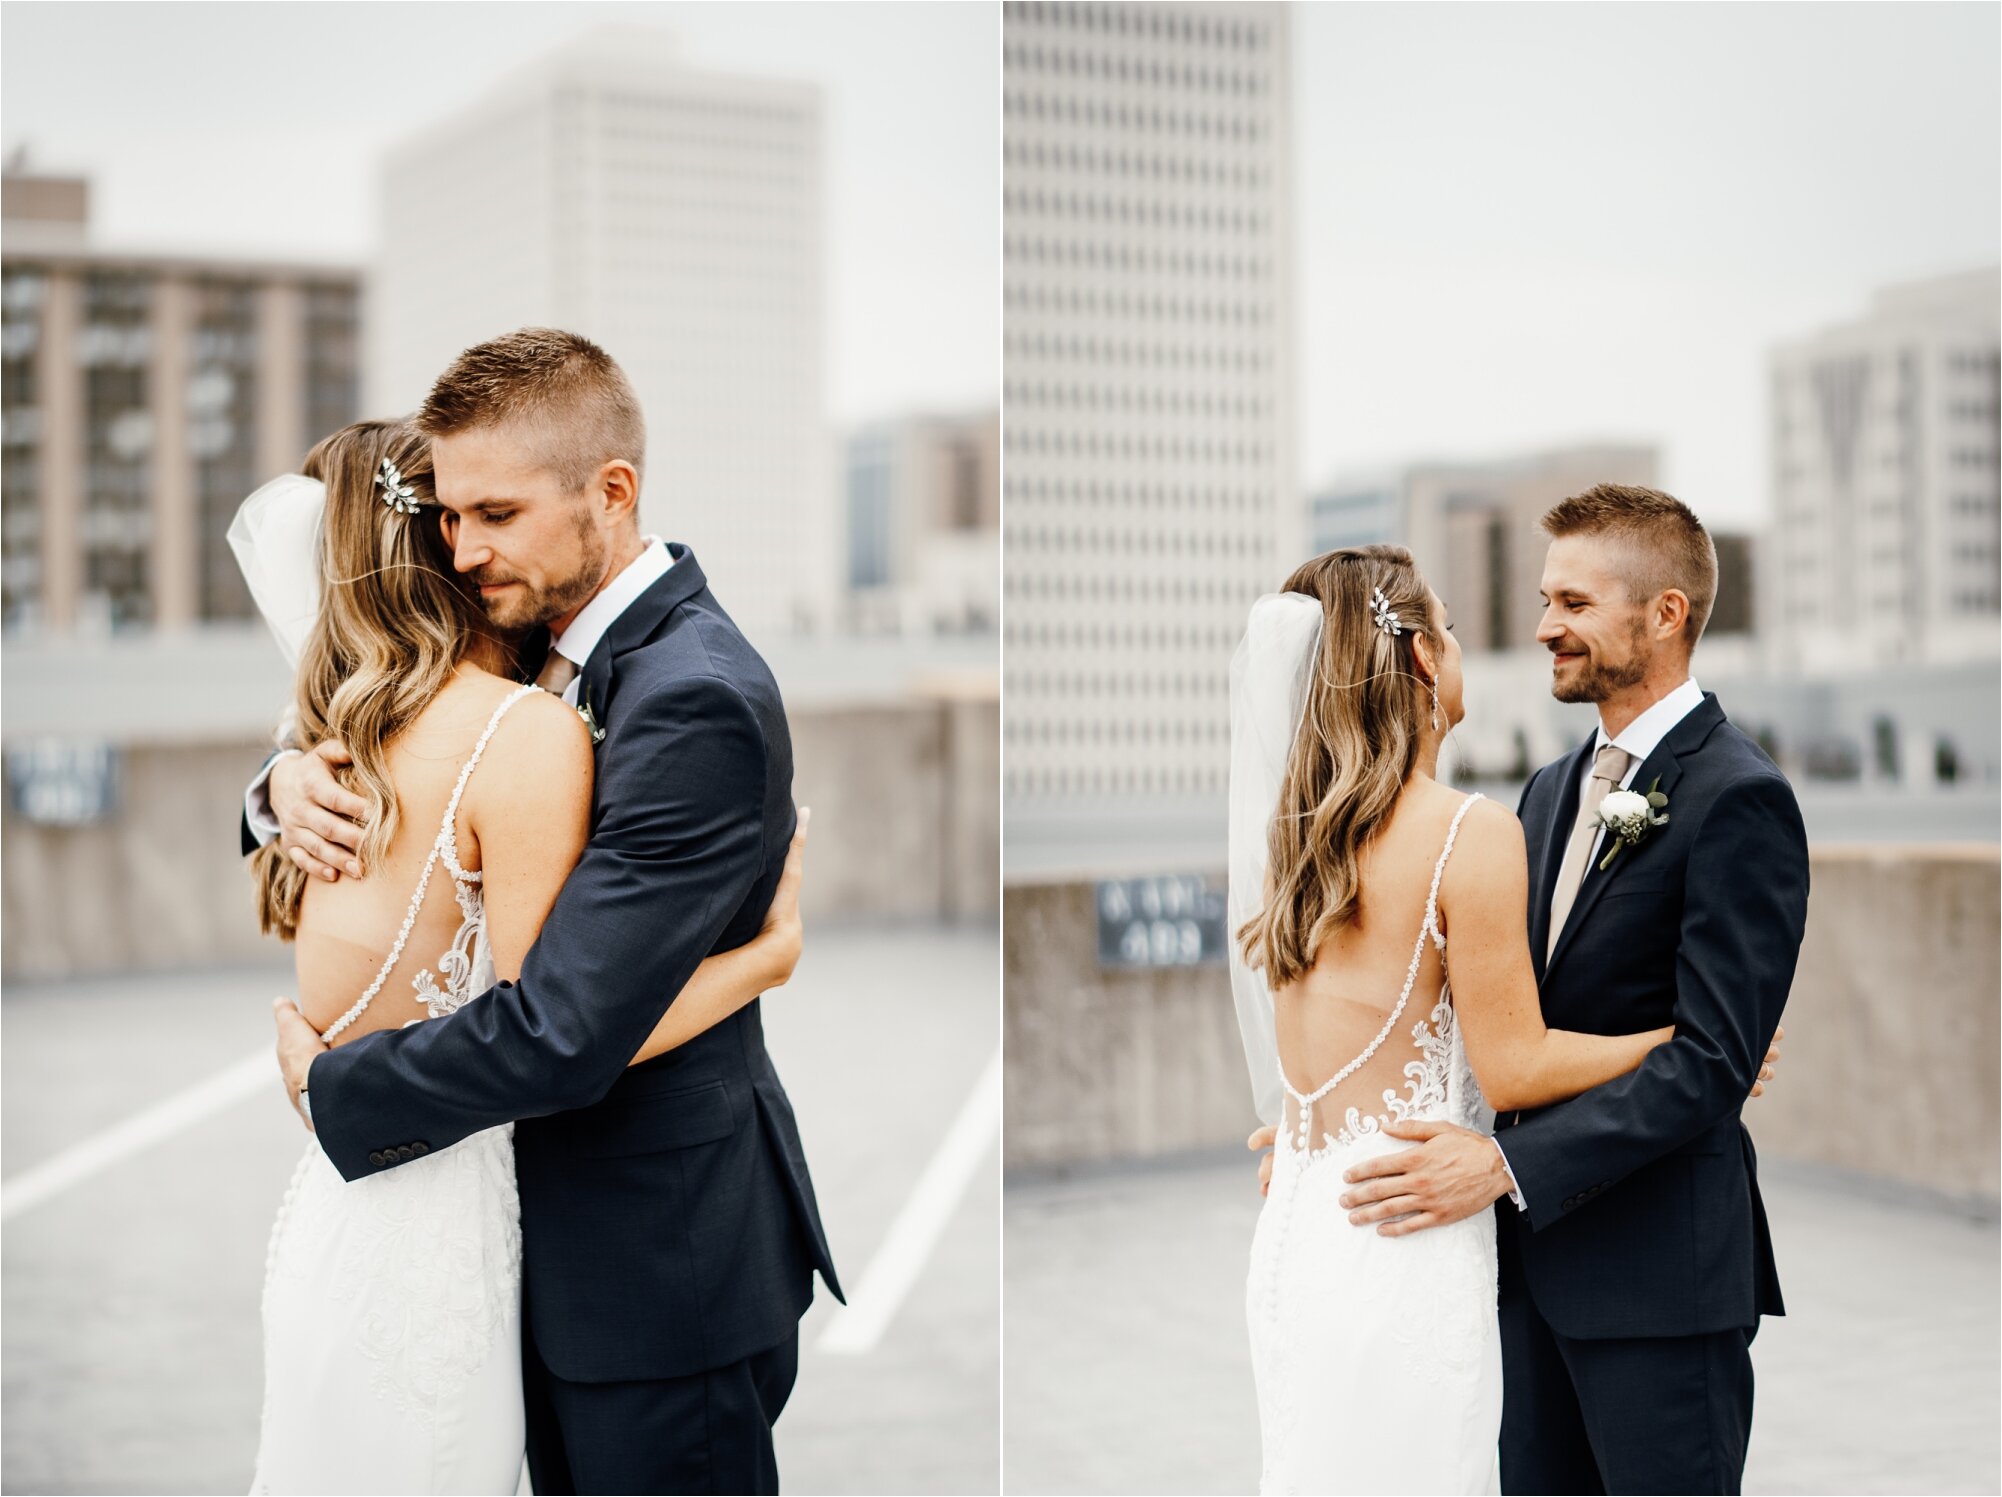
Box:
577;689;606;745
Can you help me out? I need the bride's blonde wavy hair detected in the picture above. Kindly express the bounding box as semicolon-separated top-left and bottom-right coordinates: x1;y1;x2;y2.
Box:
1235;545;1443;989
251;420;515;938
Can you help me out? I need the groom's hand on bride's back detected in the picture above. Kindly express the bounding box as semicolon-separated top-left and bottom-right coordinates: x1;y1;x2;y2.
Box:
1336;1119;1512;1236
271;740;370;882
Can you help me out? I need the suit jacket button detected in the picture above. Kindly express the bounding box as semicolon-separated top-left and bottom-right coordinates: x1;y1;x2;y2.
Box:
410;1142;430;1156
368;1151;385;1166
395;1145;414;1161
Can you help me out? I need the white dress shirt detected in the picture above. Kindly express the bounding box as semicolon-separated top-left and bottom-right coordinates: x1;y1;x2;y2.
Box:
245;537;674;841
1494;676;1706;1212
538;536;673;706
1577;676;1705;869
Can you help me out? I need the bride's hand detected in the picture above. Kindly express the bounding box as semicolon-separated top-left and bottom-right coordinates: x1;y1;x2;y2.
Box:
756;808;811;988
1749;1023;1784;1099
273;740;369;882
1248;1124;1278;1197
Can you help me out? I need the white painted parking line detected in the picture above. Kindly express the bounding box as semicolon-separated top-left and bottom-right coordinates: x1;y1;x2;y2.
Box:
1;1047;275;1221
818;1046;1001;1357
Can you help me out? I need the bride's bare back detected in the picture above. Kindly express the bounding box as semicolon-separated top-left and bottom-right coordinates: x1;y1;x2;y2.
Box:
1273;777;1474;1141
291;666;591;1046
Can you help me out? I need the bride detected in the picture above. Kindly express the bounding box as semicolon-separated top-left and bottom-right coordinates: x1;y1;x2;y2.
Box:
1228;546;1675;1495
233;420;809;1494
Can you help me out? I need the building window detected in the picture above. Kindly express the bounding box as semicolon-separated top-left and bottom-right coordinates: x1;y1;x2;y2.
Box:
191;279;260;622
80;271;154;632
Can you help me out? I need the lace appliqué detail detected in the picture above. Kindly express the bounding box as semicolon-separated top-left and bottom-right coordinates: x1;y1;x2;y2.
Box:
412;868;486;1019
1300;992;1457;1155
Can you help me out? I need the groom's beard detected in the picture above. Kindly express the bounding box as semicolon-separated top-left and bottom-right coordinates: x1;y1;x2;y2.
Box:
471;516;608;632
1549;617;1650;703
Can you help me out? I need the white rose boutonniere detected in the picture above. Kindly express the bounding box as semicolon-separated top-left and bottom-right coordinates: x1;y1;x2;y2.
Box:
1597;776;1669;871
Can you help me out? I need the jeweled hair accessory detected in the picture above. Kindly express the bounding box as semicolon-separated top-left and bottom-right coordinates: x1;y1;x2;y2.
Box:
1370;586;1403;637
377;456;421;515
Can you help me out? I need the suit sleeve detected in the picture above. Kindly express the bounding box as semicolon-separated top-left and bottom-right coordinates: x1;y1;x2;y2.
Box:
241;750;285;856
1496;772;1809;1231
306;673;771;1182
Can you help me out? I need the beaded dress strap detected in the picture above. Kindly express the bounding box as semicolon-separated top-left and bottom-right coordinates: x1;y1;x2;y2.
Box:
1278;793;1485;1115
317;684;543;1042
437;684;542;884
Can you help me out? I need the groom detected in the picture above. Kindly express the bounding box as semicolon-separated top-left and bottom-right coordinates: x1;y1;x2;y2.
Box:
252;328;841;1494
1324;485;1808;1493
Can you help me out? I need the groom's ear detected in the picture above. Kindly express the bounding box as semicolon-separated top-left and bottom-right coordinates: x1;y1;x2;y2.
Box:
596;459;642;525
1652;587;1692;646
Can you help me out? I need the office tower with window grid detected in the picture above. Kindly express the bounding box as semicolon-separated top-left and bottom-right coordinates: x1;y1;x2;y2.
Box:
371;28;829;645
1767;268;2000;673
1001;0;1296;872
1;171;359;637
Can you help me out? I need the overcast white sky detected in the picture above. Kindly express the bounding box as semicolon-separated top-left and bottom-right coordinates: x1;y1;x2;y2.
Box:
1297;2;2001;528
4;3;1997;531
0;0;999;428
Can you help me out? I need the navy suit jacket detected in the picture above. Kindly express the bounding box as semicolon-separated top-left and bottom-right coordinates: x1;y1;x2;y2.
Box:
301;545;841;1382
1496;692;1807;1341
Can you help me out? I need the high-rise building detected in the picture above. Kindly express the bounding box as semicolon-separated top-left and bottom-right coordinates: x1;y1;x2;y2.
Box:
844;409;999;636
1001;0;1296;868
1306;453;1761;652
371;27;828;645
1767;268;2000;672
1;170;360;636
1315;445;1760;657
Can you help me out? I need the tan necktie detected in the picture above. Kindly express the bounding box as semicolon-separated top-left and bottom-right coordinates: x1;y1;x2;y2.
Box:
1546;743;1634;959
534;650;580;698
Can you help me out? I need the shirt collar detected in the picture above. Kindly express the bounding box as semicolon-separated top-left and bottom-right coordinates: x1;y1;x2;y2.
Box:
547;536;673;669
1597;676;1706;765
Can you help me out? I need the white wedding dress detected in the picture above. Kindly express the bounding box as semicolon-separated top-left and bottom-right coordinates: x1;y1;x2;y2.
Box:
250;687;539;1495
1243;792;1503;1496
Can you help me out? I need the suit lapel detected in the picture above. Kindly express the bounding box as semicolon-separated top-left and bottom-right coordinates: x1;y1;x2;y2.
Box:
580;542;709;730
1531;733;1596;975
1543;693;1726;982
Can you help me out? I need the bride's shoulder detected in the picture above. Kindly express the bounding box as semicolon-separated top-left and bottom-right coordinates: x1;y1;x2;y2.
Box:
1439;793;1525;884
449;677;592;805
482;684;592;766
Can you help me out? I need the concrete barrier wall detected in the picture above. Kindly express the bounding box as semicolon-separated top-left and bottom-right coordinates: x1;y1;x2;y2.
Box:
2;696;998;981
1002;848;2001;1205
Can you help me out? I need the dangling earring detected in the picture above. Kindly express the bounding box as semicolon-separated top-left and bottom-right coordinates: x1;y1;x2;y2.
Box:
1430;682;1442;733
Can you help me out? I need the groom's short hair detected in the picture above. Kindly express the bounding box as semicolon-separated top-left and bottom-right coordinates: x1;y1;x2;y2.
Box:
1541;483;1719;646
417;328;646;496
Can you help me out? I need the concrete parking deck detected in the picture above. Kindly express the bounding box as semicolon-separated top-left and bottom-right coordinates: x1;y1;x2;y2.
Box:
3;925;1000;1495
1004;1151;1998;1495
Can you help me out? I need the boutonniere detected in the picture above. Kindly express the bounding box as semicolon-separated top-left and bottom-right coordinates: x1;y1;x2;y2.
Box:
577;685;606;745
1597;776;1669;871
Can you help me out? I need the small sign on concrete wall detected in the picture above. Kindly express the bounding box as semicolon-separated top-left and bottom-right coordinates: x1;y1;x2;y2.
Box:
6;740;121;826
1095;874;1228;967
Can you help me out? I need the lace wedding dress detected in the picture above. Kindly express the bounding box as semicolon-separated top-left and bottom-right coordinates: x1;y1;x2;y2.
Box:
1245;792;1502;1496
250;687;539;1495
